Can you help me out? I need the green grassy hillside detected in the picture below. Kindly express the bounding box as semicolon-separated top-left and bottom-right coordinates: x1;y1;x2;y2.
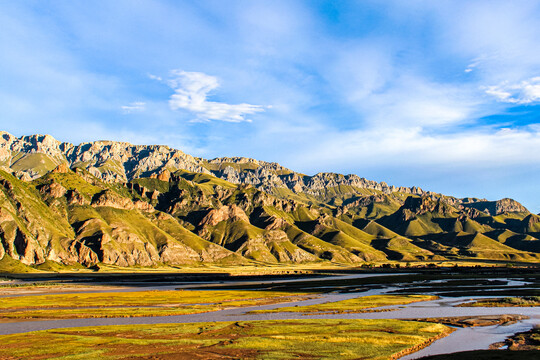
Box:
1;154;539;271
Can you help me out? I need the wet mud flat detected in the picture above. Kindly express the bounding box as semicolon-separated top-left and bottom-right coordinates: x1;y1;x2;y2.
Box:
490;326;540;350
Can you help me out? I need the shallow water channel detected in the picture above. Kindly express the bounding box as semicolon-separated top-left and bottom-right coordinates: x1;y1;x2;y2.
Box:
1;272;538;358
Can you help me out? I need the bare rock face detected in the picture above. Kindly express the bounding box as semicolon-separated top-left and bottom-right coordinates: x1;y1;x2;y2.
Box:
159;242;201;264
402;196;453;216
133;200;155;212
495;198;529;214
51;163;70;174
66;141;209;181
0;132;433;199
235;237;278;263
91;190;135;210
349;195;387;208
47;240;100;267
462;206;484;219
399;208;417;222
199;205;250;226
0;223;46;265
523;214;540;233
264;216;290;230
157;169;171;182
403;196;437;214
149;190;160;200
336;195;389;216
208;157;430;197
66;189;90;206
461;198;529;215
38;181;67;198
98;231;159;267
15;171;38;181
264;229;318;263
0;132;209;184
0;132;70;158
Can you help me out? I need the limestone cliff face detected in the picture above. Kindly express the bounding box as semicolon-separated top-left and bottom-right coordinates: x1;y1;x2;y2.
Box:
0;132;208;183
1;132;428;197
1;131;531;217
210;160;429;197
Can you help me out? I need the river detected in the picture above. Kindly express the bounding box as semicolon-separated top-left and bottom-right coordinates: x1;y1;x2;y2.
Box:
0;271;538;358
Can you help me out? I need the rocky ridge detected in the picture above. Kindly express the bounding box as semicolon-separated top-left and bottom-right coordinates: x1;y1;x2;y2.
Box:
0;131;538;270
1;132;430;200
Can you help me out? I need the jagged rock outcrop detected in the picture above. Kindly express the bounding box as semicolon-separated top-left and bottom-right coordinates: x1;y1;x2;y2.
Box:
402;196;453;216
1;132;431;198
91;190;136;210
199;205;250;226
461;198;529;215
38;181;67;198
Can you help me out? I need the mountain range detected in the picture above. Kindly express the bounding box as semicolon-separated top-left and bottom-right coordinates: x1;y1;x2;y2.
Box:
1;131;539;271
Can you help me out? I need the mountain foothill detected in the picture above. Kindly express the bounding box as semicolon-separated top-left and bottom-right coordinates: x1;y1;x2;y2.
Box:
1;131;539;270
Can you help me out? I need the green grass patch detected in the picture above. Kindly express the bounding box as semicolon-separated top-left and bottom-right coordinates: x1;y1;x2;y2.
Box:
0;255;40;273
0;319;452;360
0;290;314;320
32;171;103;198
458;296;540;307
10;153;60;176
250;294;437;314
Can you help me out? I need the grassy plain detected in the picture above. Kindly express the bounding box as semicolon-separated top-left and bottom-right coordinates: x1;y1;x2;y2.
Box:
0;319;452;360
0;290;315;321
457;296;540;307
0;282;125;297
1;270;538;358
249;294;437;314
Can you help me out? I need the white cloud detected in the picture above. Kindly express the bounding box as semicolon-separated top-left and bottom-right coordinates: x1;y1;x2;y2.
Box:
288;125;540;175
484;77;540;104
439;2;540;84
121;101;146;114
147;74;162;81
166;70;265;122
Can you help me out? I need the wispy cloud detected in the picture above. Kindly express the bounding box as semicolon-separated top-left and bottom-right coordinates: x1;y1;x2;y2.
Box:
296;126;540;169
484;77;540;104
3;1;540;211
147;74;162;81
166;70;265;122
121;101;146;114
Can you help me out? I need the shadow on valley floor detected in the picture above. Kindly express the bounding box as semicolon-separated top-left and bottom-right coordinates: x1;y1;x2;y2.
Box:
1;267;539;298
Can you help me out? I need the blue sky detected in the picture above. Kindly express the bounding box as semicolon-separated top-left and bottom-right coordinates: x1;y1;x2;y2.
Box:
1;0;540;212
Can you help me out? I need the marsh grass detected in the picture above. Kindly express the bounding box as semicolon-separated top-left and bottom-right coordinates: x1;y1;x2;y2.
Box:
0;290;315;320
0;319;452;360
249;294;437;314
0;281;63;288
459;296;540;307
